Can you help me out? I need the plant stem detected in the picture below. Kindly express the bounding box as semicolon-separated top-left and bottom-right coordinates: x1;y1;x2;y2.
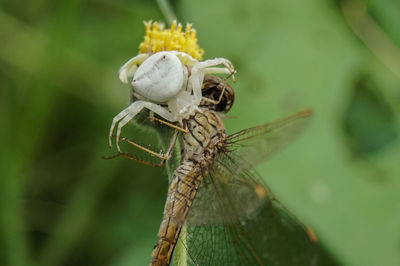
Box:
157;0;177;24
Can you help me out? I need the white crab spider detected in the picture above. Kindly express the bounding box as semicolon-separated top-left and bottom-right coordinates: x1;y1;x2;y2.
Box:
109;50;235;151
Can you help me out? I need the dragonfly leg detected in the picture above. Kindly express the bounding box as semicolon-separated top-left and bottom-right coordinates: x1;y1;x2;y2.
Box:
147;116;188;133
201;72;235;105
104;129;179;168
201;84;226;105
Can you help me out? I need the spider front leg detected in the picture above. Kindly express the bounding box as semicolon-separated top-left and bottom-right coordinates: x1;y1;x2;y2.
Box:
169;51;198;66
190;58;236;105
197;58;236;78
109;100;177;151
118;53;149;83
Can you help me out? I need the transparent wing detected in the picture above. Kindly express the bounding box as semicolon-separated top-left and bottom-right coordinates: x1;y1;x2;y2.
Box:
225;109;312;169
172;152;319;266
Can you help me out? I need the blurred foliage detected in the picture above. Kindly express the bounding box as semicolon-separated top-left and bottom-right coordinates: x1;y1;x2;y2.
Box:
342;74;397;156
0;0;400;266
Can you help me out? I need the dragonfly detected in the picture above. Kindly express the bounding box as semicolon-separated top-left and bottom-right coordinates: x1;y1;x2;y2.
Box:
107;75;318;265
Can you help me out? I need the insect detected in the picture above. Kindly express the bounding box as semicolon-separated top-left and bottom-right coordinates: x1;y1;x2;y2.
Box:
108;75;318;265
108;21;235;152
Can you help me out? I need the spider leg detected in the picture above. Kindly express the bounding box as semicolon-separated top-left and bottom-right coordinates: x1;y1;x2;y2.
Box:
109;104;138;148
204;67;232;75
195;58;235;76
190;58;236;106
115;101;177;152
169;51;198;66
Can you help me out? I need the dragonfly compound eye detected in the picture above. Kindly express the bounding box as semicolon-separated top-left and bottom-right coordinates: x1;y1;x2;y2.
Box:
200;75;235;113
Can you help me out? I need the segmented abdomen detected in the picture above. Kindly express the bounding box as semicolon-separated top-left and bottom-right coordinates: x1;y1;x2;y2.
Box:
150;160;202;266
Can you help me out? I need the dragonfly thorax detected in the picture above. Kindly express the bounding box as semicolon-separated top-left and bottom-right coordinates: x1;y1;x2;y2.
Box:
182;109;226;162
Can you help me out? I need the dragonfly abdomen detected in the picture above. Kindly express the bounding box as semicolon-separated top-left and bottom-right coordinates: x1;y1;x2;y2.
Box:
151;109;227;265
150;160;202;265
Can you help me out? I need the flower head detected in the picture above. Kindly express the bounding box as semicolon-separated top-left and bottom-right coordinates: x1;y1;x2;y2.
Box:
138;21;204;60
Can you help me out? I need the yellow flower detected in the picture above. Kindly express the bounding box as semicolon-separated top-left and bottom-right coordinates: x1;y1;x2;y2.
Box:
138;21;205;60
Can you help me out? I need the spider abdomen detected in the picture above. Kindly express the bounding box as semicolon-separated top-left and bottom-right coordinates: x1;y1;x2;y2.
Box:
132;51;184;103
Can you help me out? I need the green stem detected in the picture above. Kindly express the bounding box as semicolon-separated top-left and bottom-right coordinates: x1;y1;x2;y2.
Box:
156;0;177;24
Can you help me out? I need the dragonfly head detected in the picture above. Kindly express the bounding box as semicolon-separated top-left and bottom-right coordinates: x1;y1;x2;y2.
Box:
200;75;235;113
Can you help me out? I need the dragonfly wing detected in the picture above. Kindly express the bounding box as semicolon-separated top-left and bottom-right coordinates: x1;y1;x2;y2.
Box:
225;109;312;169
173;152;319;266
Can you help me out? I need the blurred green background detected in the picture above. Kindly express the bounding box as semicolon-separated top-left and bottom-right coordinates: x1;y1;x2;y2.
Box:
1;0;400;265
